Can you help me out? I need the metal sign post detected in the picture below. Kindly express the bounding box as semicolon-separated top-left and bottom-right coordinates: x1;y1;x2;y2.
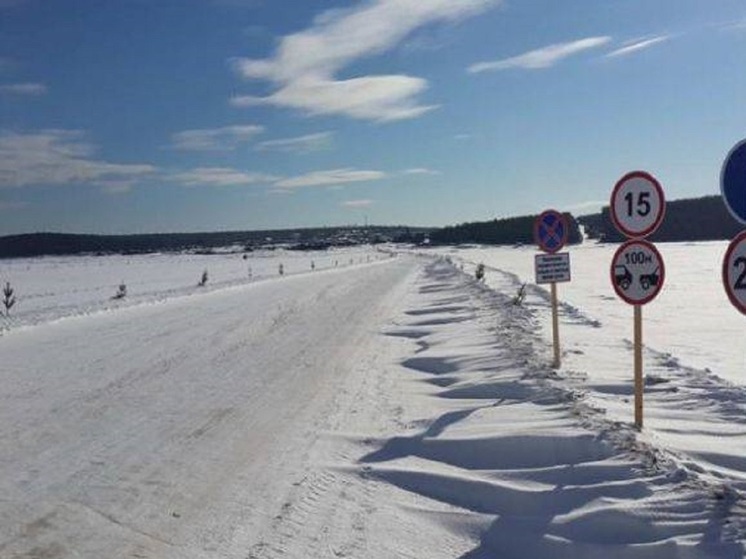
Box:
609;172;666;430
534;210;570;369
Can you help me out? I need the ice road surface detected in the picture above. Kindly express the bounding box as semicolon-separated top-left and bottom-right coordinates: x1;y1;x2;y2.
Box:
0;245;744;558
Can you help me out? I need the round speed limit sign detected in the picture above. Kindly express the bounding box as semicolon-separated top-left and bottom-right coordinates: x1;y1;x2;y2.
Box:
610;171;665;239
723;231;746;314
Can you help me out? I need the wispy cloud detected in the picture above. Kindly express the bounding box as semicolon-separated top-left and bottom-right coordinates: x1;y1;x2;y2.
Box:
170;124;264;151
169;167;277;187
0;130;155;189
231;0;500;121
468;36;611;73
606;35;670;58
256;131;333;153
403;167;440;176
717;19;746;32
0;82;47;96
274;168;386;189
342;199;373;208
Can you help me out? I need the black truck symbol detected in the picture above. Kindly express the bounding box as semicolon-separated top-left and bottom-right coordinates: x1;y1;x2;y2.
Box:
614;264;660;291
639;267;660;291
614;265;633;290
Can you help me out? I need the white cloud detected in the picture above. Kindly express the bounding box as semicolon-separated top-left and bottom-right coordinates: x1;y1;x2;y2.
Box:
0;130;155;189
403;167;440;175
170;124;264;151
256;131;333;153
274;168;387;189
232;0;500;121
564;200;606;215
468;36;611;73
342;199;374;208
170;167;277;187
606;36;670;58
0;82;47;96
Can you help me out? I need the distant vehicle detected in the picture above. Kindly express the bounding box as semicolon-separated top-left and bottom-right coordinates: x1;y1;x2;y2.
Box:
614;264;632;290
639;267;660;291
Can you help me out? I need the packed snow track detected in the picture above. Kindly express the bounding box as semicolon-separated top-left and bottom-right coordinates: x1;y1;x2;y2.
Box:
0;257;418;558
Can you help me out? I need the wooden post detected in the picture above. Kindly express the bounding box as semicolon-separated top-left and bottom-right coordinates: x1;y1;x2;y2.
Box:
634;304;643;429
551;282;561;368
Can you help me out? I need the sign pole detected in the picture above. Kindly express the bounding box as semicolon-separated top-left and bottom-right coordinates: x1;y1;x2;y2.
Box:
533;209;570;370
634;304;643;429
551;281;561;368
609;171;666;429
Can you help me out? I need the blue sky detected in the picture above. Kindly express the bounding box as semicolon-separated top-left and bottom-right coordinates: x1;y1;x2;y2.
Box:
1;0;745;235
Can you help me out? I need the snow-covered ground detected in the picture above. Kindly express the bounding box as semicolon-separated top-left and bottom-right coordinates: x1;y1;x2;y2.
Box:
1;243;745;557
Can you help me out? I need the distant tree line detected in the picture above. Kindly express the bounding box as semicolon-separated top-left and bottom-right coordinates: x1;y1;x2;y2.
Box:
0;226;431;259
578;195;743;243
429;213;583;247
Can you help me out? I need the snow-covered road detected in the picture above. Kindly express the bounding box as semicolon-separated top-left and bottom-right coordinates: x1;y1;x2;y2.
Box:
2;252;744;558
0;258;418;558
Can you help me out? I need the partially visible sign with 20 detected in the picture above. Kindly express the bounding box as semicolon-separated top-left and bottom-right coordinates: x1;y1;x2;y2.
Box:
723;231;746;314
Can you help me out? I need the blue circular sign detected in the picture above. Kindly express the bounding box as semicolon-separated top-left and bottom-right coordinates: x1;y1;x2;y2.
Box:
721;139;746;225
534;210;568;254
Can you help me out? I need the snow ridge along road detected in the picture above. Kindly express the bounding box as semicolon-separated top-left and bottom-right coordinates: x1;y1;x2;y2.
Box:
1;253;744;558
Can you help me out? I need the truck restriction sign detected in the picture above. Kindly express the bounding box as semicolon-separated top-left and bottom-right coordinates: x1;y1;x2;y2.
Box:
611;239;665;305
722;231;746;314
610;171;665;239
535;252;571;284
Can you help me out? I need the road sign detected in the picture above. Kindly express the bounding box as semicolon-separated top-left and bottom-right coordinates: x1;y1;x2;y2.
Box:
722;230;746;314
534;210;568;253
610;171;665;239
611;239;665;305
721;139;746;225
535;252;571;284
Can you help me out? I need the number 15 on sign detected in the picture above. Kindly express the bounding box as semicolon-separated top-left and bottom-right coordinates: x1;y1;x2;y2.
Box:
611;171;665;239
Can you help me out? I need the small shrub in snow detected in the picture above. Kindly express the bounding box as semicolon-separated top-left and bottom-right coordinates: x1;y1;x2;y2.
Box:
198;269;208;287
112;282;127;300
3;281;16;316
475;263;486;282
512;283;527;305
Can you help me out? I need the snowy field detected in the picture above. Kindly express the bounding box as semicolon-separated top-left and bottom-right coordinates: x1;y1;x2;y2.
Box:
1;243;745;557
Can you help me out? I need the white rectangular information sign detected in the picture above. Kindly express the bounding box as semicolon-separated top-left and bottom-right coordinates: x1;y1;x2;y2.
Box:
535;252;571;284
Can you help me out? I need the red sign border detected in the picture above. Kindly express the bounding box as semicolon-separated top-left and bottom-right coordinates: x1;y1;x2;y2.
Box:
610;171;666;239
610;239;665;306
534;209;568;254
722;230;746;315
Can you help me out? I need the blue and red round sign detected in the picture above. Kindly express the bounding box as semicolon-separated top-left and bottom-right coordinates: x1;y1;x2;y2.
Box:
534;210;568;254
